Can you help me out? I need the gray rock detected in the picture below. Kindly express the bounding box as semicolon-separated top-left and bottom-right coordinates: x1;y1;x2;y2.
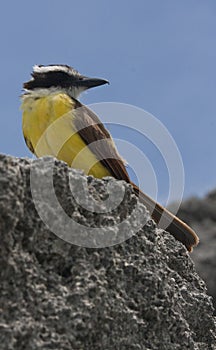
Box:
0;154;215;350
171;191;216;315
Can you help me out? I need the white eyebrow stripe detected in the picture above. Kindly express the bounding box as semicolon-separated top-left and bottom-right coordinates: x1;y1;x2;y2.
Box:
33;65;80;76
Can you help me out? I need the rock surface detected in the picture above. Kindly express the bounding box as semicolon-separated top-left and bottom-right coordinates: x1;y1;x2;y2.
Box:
173;191;216;315
0;154;215;350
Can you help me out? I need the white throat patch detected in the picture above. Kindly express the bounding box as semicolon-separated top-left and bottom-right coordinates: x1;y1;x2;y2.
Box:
22;86;86;100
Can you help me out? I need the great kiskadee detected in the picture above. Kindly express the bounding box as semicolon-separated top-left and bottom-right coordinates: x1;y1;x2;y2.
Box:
21;64;199;251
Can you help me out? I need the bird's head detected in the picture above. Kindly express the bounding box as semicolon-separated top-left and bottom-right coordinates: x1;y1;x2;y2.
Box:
23;64;109;99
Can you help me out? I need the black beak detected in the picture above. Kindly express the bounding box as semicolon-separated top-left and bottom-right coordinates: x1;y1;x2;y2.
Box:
77;77;109;89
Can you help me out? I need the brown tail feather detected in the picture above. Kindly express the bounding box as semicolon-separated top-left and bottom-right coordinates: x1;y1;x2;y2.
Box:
131;182;199;252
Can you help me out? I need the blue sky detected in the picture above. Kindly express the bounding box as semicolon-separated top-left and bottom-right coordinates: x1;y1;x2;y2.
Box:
0;1;215;203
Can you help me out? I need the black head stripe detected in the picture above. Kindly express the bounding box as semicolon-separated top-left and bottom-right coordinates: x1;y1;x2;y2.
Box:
23;65;84;90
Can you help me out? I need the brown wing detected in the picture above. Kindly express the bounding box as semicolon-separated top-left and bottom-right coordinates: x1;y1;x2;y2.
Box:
73;100;130;182
73;99;199;252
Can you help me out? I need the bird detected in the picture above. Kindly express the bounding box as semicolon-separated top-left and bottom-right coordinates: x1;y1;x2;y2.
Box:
21;64;199;252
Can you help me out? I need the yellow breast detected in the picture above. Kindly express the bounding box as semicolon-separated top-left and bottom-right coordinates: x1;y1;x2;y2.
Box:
21;92;111;178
